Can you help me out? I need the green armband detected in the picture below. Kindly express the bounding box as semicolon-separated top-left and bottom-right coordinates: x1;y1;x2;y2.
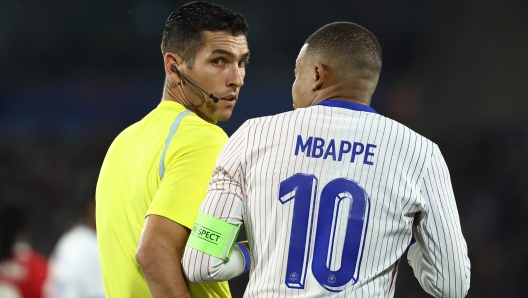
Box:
186;212;241;260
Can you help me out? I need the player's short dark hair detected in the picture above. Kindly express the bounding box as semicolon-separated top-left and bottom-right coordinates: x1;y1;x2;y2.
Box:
305;22;382;81
161;1;248;68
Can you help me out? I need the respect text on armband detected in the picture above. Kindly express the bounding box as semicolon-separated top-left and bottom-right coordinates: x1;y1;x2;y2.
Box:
294;135;377;165
191;225;221;244
187;213;241;260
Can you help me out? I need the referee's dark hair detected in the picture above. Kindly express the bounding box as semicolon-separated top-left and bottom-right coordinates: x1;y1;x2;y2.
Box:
305;22;382;83
161;1;249;68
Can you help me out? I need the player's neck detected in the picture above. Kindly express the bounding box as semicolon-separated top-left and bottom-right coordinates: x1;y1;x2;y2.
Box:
314;85;372;106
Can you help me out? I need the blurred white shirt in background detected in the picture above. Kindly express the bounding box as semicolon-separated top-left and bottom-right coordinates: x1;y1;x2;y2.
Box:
43;224;105;298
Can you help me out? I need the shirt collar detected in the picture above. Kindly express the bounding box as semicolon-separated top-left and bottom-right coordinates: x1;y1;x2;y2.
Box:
316;99;377;114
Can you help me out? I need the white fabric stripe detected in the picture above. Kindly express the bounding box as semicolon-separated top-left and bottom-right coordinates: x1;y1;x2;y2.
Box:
158;109;191;180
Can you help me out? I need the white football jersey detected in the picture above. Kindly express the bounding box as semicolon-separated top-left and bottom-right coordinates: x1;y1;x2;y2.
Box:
183;100;470;297
43;224;105;298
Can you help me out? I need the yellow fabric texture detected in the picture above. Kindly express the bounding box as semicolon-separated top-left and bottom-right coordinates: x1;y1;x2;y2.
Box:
96;100;230;297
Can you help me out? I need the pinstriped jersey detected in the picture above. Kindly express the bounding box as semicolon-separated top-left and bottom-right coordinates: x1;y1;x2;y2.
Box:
183;100;471;297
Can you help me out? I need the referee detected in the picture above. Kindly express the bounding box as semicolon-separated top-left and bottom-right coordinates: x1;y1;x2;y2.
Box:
96;2;249;297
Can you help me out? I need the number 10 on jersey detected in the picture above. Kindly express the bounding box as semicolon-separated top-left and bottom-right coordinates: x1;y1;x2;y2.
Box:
279;174;370;292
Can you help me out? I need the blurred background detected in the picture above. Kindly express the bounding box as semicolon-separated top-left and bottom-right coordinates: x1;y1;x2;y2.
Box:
1;0;527;296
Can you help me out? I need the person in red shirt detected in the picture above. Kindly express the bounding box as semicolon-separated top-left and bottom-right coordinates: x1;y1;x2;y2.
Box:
0;205;48;298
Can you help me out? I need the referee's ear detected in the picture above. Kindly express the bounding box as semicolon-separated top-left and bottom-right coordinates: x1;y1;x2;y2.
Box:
164;52;185;83
312;62;327;91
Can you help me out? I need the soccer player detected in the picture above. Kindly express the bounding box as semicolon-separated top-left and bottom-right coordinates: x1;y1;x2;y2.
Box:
96;2;249;297
182;22;471;297
43;171;104;298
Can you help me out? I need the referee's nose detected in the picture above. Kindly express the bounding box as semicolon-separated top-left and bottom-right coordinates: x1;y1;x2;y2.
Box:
227;63;245;89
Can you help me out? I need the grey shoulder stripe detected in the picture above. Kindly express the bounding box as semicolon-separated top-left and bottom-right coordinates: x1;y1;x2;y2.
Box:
159;109;192;180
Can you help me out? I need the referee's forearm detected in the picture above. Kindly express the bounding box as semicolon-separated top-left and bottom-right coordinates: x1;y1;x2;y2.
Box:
137;246;191;298
136;214;192;298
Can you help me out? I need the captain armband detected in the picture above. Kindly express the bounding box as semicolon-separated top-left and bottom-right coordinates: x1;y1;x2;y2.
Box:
186;212;241;261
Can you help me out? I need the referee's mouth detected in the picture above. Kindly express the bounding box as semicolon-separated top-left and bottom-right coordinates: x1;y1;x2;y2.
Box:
219;93;237;104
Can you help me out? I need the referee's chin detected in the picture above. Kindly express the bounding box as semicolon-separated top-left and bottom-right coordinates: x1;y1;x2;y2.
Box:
211;108;234;123
199;101;235;123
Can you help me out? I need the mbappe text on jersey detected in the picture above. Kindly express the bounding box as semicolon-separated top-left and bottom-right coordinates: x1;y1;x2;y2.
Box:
294;135;376;165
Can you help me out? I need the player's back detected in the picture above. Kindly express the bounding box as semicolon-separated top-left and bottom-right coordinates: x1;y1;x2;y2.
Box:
240;101;433;297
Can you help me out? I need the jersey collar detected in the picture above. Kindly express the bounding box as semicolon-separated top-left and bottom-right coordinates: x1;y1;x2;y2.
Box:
316;99;377;114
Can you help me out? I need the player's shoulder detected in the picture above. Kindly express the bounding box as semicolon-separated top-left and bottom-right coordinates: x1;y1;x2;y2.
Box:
376;114;440;160
238;109;301;130
226;111;291;141
382;114;435;142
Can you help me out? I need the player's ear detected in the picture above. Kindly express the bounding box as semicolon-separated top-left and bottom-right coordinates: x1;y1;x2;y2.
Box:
312;62;326;91
164;52;185;84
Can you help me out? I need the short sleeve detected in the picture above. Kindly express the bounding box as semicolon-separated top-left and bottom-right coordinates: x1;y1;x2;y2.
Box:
147;122;228;229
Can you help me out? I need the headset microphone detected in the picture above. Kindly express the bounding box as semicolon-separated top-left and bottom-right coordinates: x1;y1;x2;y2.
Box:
172;67;219;103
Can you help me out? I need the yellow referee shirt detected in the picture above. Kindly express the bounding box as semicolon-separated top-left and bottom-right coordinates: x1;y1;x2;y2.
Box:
96;100;231;297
